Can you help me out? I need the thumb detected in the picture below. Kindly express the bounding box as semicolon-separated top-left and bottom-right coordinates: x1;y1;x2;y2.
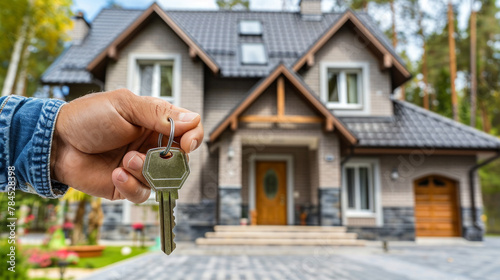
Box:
110;89;200;136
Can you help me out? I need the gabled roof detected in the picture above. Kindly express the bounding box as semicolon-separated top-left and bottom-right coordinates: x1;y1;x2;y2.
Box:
340;100;500;150
87;3;219;75
42;7;407;85
292;10;411;89
209;64;358;144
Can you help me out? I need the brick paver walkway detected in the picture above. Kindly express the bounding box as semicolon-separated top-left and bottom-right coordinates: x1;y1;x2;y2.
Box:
80;238;500;280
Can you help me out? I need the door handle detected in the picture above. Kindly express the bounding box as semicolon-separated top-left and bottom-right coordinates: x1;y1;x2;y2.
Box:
280;195;285;205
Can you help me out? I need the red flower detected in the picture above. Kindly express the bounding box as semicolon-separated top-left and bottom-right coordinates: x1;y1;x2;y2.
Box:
132;222;144;230
63;221;74;229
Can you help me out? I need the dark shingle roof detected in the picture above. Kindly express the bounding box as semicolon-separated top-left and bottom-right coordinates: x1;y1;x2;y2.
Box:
340;100;500;150
42;8;401;83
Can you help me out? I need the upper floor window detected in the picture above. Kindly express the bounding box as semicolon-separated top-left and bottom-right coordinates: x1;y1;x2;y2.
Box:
241;43;268;65
139;62;174;101
239;20;263;35
321;62;369;113
128;53;181;105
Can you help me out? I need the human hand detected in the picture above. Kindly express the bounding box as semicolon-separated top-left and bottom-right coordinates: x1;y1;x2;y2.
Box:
50;89;203;203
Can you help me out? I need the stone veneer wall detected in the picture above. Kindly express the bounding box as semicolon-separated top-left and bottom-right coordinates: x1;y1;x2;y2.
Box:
219;188;242;225
347;207;415;241
319;189;341;226
174;201;217;241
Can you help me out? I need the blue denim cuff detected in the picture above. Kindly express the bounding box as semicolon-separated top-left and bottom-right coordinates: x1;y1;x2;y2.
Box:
0;96;69;198
30;99;69;198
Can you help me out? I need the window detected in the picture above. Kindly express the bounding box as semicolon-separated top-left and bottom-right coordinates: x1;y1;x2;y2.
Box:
128;53;180;106
241;43;268;65
321;62;369;113
138;61;174;102
239;20;262;35
326;69;362;108
345;164;373;212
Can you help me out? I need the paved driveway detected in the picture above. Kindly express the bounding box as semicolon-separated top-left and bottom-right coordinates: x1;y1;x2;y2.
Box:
80;238;500;280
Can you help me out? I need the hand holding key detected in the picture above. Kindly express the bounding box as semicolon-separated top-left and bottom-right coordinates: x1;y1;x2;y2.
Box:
50;89;203;203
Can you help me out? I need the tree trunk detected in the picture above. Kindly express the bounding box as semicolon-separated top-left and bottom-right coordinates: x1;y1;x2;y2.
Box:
390;0;397;48
480;100;491;133
422;40;429;110
14;27;35;96
419;10;429;109
448;0;458;121
71;199;87;245
1;14;30;96
87;198;104;245
470;10;477;127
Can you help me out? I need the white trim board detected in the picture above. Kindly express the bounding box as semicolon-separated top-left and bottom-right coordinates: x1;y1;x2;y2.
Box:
320;61;371;116
248;154;294;225
127;52;182;107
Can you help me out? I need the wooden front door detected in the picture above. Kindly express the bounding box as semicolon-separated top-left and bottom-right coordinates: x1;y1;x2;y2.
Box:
414;175;461;237
256;161;287;225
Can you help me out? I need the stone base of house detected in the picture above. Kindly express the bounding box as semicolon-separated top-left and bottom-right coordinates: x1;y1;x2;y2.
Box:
347;207;416;241
347;226;416;241
219;187;242;225
319;188;341;226
174;200;217;241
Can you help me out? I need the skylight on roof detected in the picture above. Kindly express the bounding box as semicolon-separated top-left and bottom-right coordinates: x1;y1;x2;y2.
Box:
239;20;262;35
241;43;268;65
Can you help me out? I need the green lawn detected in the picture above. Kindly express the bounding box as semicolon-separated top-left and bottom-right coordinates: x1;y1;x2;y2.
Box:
71;246;150;269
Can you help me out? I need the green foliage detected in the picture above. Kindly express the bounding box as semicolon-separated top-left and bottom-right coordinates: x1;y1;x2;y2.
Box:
216;0;250;10
0;239;28;280
70;246;149;269
0;0;72;96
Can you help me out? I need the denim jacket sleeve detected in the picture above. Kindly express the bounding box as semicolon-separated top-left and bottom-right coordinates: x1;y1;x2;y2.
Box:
0;95;69;198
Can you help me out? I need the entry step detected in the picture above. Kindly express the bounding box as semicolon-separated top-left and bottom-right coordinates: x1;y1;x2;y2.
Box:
196;225;364;246
196;238;365;246
214;225;347;232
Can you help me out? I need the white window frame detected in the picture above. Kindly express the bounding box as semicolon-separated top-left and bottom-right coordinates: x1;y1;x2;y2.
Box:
127;53;181;106
341;158;382;226
320;62;370;115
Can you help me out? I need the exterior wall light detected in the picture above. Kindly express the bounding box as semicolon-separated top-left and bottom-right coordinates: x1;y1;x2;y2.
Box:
391;167;399;181
228;146;235;160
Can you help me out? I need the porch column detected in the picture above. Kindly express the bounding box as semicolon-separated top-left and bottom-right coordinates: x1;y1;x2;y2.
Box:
317;134;342;226
218;133;242;225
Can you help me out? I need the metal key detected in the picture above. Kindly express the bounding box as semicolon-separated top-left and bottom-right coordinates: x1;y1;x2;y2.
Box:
142;119;190;255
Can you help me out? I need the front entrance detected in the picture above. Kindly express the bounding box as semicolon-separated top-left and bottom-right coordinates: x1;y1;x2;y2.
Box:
414;175;461;237
256;161;287;225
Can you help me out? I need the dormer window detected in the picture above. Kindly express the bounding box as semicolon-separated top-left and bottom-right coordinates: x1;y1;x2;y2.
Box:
241;43;268;65
320;62;369;113
239;20;262;35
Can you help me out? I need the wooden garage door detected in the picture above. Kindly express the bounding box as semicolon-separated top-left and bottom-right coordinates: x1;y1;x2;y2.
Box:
414;175;461;237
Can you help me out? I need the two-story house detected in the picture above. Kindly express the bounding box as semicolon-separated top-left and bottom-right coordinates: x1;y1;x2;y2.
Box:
42;1;500;243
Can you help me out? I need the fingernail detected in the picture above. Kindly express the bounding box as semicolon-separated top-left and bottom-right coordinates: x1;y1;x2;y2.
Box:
127;154;143;171
117;170;128;183
190;140;198;152
179;112;199;122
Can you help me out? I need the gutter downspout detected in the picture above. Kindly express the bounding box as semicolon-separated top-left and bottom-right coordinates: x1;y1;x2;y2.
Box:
468;151;500;234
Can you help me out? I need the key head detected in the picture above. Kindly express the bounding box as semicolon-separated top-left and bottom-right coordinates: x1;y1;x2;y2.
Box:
142;147;190;191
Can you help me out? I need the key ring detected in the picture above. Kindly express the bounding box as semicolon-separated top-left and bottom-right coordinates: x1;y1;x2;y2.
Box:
158;117;175;157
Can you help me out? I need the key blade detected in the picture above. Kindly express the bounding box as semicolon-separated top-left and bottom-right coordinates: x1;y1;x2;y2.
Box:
159;191;177;255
